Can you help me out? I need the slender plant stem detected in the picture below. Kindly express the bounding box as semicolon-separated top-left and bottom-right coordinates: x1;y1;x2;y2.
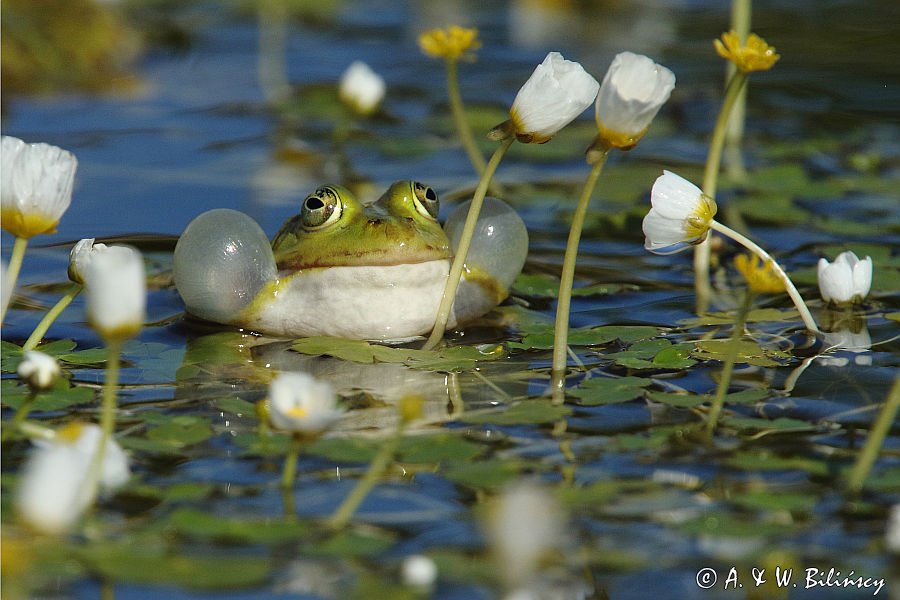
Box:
705;290;753;436
2;391;37;442
2;236;29;322
423;136;514;350
446;59;486;176
694;71;749;313
327;427;403;531
83;339;122;506
281;434;303;489
846;374;900;495
550;152;610;403
724;0;751;181
23;285;81;351
708;220;819;332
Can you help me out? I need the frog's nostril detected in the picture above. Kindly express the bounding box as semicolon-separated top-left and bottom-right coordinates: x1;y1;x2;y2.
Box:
368;218;382;225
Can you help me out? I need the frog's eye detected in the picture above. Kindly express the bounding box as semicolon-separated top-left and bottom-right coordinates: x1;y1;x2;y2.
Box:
301;187;343;230
412;182;439;221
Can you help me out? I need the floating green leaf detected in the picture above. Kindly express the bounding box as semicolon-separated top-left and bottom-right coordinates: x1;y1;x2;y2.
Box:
509;325;659;350
678;308;798;327
568;375;651;405
0;379;94;411
165;507;308;543
693;339;789;367
460;400;571;425
145;416;213;448
312;530;395;558
443;459;525;491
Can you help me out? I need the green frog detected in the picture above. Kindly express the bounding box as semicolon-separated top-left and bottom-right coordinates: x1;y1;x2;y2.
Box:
173;180;527;341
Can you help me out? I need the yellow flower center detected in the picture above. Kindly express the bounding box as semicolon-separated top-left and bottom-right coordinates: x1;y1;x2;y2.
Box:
418;26;481;61
1;207;60;239
286;405;308;419
685;194;717;240
595;122;648;151
734;253;785;294
57;421;86;443
714;31;780;73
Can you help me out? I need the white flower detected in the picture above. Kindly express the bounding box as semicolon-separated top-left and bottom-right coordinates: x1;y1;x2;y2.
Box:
1;136;77;239
887;504;900;554
486;482;565;589
401;555;438;588
817;251;872;305
268;372;343;435
595;51;675;150
17;350;61;390
82;245;146;341
339;61;386;116
642;170;717;255
16;422;129;535
68;238;137;285
509;52;600;143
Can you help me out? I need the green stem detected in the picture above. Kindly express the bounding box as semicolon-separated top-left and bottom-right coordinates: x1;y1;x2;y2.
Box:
281;434;302;489
446;59;486;176
724;0;751;181
708;220;819;332
23;285;81;351
705;289;753;436
1;391;37;442
83;340;122;507
846;374;900;495
327;426;403;531
423;136;514;350
694;71;749;314
2;236;29;322
550;152;610;403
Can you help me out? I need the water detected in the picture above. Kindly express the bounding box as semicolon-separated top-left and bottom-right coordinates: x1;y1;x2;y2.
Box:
2;1;899;598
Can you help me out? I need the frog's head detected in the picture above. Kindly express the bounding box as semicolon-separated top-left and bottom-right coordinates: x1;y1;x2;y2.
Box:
271;181;450;270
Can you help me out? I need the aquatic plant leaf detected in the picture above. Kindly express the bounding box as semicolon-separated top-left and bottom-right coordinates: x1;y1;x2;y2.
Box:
721;416;816;434
677;514;788;538
231;432;292;457
725;452;831;477
312;530;395;558
860;467;900;492
568;375;651;405
55;347;109;366
731;490;818;513
443;459;525;491
307;437;377;463
693;339;789;367
512;273;635;298
652;344;697;369
127;482;215;504
145;416;213;448
214;396;258;418
509;325;658;350
0;379;94;411
678;308;798;327
1;340;24;372
165;507;308;543
886;312;900;323
428;550;494;585
291;337;503;371
460;400;571;425
80;542;270;589
397;433;486;463
556;480;662;509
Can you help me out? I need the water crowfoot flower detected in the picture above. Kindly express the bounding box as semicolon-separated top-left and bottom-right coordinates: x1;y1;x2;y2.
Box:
1;136;78;322
401;555;438;589
714;30;780;73
15;422;129;535
817;251;872;306
496;51;599;144
82;245;146;342
642;171;717;254
592;51;675;153
267;372;343;435
418;26;481;62
17;350;61;391
1;136;78;239
643;170;819;332
338;61;386;116
733;253;785;294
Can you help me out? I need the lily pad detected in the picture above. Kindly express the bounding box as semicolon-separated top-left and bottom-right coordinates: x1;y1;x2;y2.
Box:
165;507;308;543
568;375;651;405
460;400;571;425
0;378;94;411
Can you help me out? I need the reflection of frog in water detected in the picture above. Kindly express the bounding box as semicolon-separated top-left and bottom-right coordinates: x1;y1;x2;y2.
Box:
173;181;528;341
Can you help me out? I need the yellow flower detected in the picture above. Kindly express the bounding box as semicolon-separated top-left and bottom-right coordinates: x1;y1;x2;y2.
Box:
714;31;780;73
418;26;481;61
734;254;785;294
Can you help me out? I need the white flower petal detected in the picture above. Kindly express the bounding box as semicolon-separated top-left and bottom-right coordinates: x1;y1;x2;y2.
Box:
1;136;77;238
510;52;599;141
82;245;146;339
817;251;872;305
401;555;438;588
595;51;675;139
268;372;343;434
17;350;61;390
339;61;386;115
650;171;704;218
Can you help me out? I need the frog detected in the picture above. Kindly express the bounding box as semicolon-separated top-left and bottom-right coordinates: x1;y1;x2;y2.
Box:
173;180;528;341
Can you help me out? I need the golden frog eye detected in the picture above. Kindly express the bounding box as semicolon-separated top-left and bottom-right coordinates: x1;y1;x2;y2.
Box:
300;187;343;230
412;181;439;221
